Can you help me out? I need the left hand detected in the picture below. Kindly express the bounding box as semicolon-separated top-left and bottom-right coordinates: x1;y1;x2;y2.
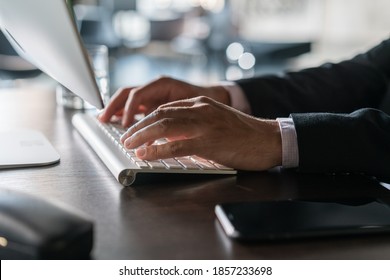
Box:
98;77;230;127
120;96;282;171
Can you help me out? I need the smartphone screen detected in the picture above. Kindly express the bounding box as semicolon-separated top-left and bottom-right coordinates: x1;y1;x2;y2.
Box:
215;200;390;240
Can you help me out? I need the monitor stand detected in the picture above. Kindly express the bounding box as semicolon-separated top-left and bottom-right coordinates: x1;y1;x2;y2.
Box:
0;129;60;169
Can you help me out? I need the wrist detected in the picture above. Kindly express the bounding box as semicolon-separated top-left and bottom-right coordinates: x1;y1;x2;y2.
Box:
248;118;282;170
267;120;283;167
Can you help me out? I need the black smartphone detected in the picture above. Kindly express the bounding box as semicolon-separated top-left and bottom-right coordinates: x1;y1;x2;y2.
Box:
215;200;390;240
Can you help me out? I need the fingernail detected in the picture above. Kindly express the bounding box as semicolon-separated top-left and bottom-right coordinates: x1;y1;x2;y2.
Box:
123;138;132;148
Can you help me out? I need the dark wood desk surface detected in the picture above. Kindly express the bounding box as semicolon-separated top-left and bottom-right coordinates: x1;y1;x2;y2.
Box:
1;85;390;260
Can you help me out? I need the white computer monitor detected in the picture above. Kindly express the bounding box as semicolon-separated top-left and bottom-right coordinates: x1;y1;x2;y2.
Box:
0;0;104;109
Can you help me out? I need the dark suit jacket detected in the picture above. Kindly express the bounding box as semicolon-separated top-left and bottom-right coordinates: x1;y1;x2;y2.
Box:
236;39;390;182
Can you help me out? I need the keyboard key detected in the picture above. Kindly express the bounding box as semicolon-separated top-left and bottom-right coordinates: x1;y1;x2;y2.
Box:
190;157;216;170
176;157;200;170
136;161;149;168
146;160;167;169
132;156;144;162
212;163;234;171
162;158;184;169
126;150;136;157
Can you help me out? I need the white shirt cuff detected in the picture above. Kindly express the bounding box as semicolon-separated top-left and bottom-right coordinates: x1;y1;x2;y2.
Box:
276;118;299;168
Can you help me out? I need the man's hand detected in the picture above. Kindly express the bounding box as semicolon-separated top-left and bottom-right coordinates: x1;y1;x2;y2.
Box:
98;77;230;127
120;96;282;171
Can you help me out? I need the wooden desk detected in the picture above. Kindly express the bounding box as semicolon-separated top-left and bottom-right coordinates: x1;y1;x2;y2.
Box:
1;85;390;259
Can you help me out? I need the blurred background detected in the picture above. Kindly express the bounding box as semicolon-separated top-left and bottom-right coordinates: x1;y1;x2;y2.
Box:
1;0;389;91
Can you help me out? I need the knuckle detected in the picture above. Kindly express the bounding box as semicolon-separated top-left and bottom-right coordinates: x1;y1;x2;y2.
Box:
197;103;213;114
127;123;138;135
197;96;212;103
149;145;159;158
129;87;141;98
157;118;172;133
169;141;184;155
117;86;131;94
153;107;175;120
155;76;172;84
152;107;165;119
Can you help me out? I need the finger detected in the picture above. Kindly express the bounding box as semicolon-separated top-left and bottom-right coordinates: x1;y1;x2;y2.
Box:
98;87;133;122
158;98;197;109
158;96;218;113
139;99;196;118
121;106;199;142
121;77;194;127
121;79;173;127
135;139;199;160
121;88;143;127
123;117;199;149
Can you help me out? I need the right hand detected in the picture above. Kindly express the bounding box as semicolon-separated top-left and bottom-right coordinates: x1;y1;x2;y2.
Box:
98;77;231;127
119;96;282;171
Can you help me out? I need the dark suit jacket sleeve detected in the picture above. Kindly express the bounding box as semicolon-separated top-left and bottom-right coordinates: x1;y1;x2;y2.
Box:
236;39;390;182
